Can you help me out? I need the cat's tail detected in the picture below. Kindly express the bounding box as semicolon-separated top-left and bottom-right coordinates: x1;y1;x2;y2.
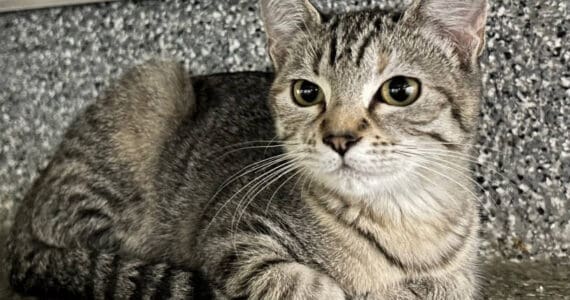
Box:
7;236;214;299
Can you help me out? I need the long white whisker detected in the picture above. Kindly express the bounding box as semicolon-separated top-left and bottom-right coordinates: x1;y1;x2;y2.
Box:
231;162;301;252
402;158;483;207
215;145;289;158
400;142;502;153
264;169;304;214
230;158;304;233
398;151;490;202
203;153;291;214
204;156;295;233
395;147;514;184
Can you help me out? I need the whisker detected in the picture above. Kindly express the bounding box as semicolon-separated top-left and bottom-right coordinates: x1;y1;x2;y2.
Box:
230;158;303;230
266;169;306;214
204;156;297;233
397;151;490;202
215;145;288;158
400;156;484;207
400;142;503;153
395;147;515;185
204;153;292;212
231;162;301;251
268;169;303;209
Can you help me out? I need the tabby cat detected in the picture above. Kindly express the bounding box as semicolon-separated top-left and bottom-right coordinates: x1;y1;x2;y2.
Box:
6;0;488;299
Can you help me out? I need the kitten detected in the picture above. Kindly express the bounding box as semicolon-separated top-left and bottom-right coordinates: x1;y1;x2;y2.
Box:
6;0;488;299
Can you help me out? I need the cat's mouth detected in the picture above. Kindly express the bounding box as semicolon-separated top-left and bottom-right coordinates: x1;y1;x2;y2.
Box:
334;161;378;177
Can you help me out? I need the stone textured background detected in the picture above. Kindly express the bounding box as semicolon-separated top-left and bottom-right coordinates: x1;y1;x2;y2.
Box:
0;0;569;261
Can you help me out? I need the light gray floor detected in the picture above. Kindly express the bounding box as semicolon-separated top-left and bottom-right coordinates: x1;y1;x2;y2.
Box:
0;0;568;261
0;0;113;12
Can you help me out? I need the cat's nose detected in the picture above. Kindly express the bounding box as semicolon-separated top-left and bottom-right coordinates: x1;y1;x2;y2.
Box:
322;133;361;156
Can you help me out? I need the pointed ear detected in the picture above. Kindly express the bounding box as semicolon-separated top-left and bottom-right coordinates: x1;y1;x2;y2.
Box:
260;0;323;69
404;0;488;65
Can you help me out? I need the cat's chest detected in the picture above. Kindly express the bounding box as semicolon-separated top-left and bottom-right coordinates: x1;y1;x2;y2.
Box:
307;203;473;297
314;218;408;295
327;231;407;297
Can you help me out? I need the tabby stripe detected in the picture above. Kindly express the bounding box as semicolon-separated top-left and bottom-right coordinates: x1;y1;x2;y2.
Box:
328;17;340;65
88;183;123;205
190;270;214;299
408;286;422;299
311;194;407;270
313;47;323;75
355;16;383;66
129;264;151;300
104;254;121;300
270;220;309;262
56;174;121;206
86;250;98;298
151;267;174;300
405;128;456;150
76;208;112;222
216;252;239;283
433;86;472;134
246;259;291;284
236;218;299;260
279;270;300;299
424;131;452;146
256;286;271;300
239;259;291;295
356;226;407;270
171;118;200;196
61;145;119;185
423;215;474;271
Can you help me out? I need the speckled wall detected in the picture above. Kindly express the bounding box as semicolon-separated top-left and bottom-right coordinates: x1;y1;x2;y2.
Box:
0;0;568;260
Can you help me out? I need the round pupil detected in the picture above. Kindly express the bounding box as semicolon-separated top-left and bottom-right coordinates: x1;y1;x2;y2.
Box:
300;81;320;102
388;77;412;102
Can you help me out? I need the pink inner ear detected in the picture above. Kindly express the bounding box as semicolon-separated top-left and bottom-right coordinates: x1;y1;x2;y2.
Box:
424;0;488;61
448;26;485;59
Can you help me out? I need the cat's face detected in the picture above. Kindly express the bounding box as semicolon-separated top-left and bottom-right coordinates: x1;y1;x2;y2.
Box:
262;0;487;200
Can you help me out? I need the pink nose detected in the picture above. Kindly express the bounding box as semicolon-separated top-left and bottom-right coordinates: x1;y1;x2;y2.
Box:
322;133;361;156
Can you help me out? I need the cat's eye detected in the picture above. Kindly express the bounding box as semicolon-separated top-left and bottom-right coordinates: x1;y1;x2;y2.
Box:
378;76;421;106
292;80;325;107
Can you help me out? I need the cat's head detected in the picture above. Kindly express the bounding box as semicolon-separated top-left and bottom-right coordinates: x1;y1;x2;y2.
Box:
261;0;488;200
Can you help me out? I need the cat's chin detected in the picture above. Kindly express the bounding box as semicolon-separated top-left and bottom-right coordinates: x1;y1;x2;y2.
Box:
316;165;408;199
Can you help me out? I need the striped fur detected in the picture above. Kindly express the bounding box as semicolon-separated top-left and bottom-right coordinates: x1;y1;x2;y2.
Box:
7;1;488;299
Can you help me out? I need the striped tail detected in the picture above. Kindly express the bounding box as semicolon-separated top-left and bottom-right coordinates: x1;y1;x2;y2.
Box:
7;241;213;299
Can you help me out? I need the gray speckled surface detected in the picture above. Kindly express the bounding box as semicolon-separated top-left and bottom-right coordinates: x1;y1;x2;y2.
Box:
0;0;569;262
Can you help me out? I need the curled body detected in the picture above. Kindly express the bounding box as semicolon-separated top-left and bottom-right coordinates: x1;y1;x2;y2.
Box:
7;0;488;299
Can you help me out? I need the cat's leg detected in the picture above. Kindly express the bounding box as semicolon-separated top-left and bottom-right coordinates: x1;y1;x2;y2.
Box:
200;221;346;300
6;60;211;299
379;270;478;300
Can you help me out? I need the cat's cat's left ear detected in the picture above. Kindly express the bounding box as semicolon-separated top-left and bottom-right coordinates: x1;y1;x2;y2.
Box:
405;0;488;66
260;0;323;69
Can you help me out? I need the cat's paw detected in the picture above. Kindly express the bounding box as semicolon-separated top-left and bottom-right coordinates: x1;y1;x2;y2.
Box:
249;262;345;300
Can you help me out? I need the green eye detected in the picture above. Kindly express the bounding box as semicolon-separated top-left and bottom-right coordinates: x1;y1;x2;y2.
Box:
379;76;421;106
292;80;325;107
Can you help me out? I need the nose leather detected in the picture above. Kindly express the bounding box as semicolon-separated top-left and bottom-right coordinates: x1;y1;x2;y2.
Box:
322;133;361;156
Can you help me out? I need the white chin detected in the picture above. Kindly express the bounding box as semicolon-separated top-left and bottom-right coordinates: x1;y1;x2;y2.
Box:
319;167;402;198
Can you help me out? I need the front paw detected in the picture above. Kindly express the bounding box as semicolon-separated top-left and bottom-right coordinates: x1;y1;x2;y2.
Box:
249;262;345;300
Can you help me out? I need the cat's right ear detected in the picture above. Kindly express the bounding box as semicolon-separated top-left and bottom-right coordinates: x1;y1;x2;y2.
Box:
403;0;488;67
260;0;323;69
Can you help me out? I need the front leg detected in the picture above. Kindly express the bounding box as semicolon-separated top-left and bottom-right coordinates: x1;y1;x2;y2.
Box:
202;234;345;300
246;261;345;300
379;271;477;300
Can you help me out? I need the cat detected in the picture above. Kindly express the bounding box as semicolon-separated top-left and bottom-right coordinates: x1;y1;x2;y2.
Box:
6;0;488;299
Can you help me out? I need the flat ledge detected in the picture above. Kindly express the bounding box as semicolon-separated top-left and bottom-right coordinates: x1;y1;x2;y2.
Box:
0;0;115;13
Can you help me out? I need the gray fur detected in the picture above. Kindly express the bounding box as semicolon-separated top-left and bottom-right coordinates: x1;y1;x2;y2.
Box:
7;0;488;299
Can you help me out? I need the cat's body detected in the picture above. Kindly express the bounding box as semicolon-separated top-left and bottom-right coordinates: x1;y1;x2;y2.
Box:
7;1;488;299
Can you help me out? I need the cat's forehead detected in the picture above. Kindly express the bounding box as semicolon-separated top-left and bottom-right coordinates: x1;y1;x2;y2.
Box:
293;11;457;84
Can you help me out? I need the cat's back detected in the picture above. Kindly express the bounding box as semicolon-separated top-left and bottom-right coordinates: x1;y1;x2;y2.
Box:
137;70;288;259
157;70;279;191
